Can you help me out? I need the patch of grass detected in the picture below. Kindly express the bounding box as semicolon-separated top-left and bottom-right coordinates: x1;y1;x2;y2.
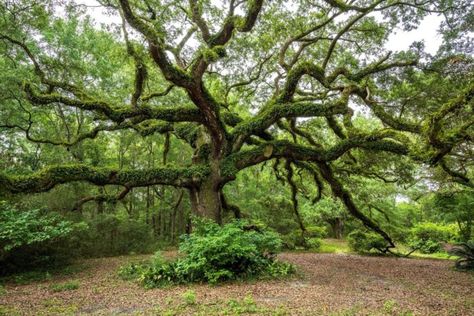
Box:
329;305;361;316
40;298;78;315
389;244;454;260
383;299;397;314
181;289;197;306
318;239;351;254
411;251;453;260
378;299;414;316
0;305;20;316
153;294;288;315
0;285;6;296
317;239;454;261
49;280;79;292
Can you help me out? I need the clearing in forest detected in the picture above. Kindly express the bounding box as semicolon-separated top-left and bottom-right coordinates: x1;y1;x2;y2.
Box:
1;252;473;315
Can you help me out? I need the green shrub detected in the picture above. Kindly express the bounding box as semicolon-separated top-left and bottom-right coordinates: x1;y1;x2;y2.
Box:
347;229;388;253
0;201;86;274
121;219;294;287
281;232;299;250
282;226;326;250
449;240;474;270
181;290;197;305
408;222;457;254
305;237;322;250
118;262;145;280
305;226;327;238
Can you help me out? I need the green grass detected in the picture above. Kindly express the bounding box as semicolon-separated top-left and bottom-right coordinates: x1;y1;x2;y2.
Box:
40;298;78;315
153;293;289;315
0;305;20;316
49;280;80;292
181;290;197;306
318;239;351;253
389;243;455;260
409;251;454;260
0;285;6;296
315;239;456;261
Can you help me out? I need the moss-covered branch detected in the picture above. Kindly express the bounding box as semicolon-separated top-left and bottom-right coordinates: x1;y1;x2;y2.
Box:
0;164;210;195
24;83;202;123
231;92;351;151
119;0;192;88
222;135;408;178
316;161;395;248
207;0;264;47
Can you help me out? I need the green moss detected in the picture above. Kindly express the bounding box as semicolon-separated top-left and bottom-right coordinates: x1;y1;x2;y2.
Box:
232;100;347;141
1;164;210;195
278;62;326;102
201;46;226;63
174;123;199;146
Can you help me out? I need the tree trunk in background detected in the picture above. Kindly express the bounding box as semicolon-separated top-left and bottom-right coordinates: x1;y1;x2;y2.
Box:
146;187;151;224
330;218;344;239
97;187;105;214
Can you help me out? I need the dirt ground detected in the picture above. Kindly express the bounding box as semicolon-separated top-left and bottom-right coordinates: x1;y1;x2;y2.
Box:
1;252;473;315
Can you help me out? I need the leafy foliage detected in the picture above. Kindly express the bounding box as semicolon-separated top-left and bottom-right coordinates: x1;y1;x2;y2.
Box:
0;201;81;253
448;240;474;270
424;190;474;242
347;229;388;253
0;201;85;274
71;214;156;257
408;222;457;254
119;220;294;287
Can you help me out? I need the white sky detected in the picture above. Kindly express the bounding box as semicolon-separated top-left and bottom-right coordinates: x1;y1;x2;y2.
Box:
73;0;443;55
385;15;442;55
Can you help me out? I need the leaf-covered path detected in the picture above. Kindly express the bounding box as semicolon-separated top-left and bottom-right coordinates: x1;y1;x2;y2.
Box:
1;253;473;315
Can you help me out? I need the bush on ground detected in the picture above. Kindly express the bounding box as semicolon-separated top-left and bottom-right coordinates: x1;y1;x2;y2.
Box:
0;201;86;274
347;229;387;253
281;226;326;250
408;222;457;254
119;219;295;287
449;240;474;270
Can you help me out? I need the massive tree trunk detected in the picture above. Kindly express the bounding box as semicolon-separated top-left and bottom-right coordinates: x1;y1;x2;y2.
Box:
188;126;224;224
189;175;222;224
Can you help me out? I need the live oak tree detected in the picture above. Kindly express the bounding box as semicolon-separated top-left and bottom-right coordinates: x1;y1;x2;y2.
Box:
0;0;473;249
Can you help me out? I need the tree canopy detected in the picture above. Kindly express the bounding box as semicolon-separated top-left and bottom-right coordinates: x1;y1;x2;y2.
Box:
0;0;473;250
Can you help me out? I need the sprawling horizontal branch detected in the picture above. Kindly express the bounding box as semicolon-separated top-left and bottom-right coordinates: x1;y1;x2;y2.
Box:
24;83;202;123
71;186;131;211
231;96;351;151
0;164;210;195
223;135;408;178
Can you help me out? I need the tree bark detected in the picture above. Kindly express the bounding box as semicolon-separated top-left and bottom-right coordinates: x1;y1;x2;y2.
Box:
330;217;344;239
189;176;222;224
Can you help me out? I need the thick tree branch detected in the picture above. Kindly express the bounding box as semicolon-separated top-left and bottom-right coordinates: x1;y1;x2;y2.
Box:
0;164;210;195
24;83;202;123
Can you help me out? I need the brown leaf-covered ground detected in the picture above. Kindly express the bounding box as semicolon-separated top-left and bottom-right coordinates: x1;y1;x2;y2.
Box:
1;252;473;315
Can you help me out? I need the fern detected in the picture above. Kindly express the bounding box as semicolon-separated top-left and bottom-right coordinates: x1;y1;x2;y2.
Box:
449;241;474;270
